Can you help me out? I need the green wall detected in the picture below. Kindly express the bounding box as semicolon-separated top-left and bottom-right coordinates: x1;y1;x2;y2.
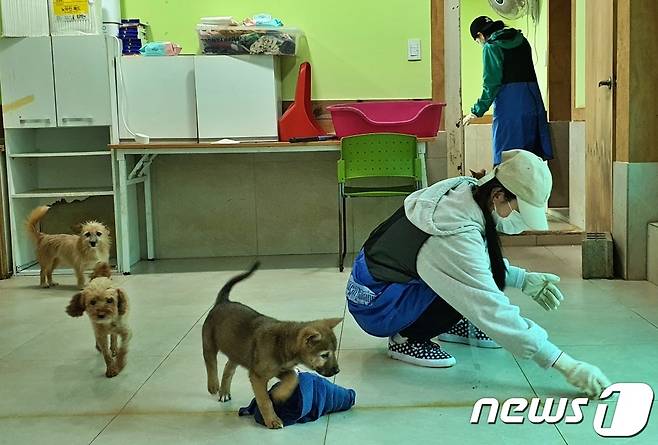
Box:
460;0;548;115
121;0;432;101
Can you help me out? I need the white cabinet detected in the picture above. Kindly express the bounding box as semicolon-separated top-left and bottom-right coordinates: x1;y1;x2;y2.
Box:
194;55;280;140
52;35;112;127
0;37;57;128
0;36;111;129
0;36;117;274
118;56;197;139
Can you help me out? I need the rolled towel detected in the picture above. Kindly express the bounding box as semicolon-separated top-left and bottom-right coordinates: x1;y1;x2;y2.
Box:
239;372;356;426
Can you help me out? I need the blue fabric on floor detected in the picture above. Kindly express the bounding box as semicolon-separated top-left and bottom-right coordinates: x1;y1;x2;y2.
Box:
238;372;356;426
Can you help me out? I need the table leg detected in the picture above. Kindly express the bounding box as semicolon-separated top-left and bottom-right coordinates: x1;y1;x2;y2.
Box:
117;153;131;274
418;141;429;188
144;164;155;260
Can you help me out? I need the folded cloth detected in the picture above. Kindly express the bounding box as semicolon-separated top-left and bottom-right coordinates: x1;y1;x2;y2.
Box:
244;13;283;27
239;372;356;426
140;42;182;56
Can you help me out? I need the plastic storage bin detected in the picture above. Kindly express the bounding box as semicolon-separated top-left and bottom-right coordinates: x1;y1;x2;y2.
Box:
196;25;301;56
48;0;101;35
328;101;446;138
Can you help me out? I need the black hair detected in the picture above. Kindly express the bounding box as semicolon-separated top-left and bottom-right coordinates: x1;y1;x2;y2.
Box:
473;178;516;290
482;20;505;39
470;16;506;40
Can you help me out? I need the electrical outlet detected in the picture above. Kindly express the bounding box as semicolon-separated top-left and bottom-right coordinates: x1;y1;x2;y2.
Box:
407;38;421;61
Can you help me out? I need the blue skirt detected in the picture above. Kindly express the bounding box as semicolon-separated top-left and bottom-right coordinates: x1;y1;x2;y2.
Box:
492;82;553;165
346;250;438;337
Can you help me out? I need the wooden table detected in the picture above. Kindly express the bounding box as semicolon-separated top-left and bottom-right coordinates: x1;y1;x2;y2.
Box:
110;138;434;273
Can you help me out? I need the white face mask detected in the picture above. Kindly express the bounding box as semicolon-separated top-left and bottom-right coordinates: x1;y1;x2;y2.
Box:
492;201;527;235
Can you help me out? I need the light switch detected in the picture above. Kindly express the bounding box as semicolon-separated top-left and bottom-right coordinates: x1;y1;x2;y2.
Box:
408;39;421;61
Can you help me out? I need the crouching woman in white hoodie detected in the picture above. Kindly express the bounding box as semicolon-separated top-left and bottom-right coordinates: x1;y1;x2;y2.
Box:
346;150;610;398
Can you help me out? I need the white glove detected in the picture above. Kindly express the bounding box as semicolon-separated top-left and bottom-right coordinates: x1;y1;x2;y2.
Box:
522;272;564;311
456;113;477;128
553;352;612;398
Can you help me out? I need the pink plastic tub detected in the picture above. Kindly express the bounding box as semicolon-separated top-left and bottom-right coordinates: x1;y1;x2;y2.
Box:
327;101;445;138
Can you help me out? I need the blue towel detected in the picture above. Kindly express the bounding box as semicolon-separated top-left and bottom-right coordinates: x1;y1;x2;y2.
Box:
238;372;356;426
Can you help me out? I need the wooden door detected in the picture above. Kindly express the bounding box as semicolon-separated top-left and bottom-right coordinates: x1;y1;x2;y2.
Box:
585;0;615;232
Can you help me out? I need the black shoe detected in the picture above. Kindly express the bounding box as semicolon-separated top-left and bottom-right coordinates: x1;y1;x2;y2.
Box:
387;334;456;368
437;318;501;349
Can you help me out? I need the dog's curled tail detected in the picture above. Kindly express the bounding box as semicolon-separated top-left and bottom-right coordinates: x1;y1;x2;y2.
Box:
215;261;260;305
26;206;50;243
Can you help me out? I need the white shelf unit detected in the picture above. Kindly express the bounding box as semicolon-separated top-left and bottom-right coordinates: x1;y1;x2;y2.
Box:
4;127;115;272
10;151;111;158
0;35;119;275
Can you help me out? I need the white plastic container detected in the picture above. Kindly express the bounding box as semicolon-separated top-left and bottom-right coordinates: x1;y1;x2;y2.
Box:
101;0;121;36
48;0;102;35
196;24;301;56
1;0;50;37
200;16;236;26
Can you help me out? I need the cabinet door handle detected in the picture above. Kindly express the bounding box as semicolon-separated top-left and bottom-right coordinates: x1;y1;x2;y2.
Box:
61;117;94;122
19;118;51;124
598;77;613;89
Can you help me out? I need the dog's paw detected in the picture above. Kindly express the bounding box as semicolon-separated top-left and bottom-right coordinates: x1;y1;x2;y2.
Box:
217;389;231;402
40;283;50;288
49;281;59;287
105;367;119;378
207;381;219;395
264;415;284;429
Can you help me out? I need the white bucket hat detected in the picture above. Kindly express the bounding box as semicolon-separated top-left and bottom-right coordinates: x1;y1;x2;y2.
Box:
478;150;552;230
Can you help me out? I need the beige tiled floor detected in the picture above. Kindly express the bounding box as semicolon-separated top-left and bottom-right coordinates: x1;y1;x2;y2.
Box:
1;246;657;444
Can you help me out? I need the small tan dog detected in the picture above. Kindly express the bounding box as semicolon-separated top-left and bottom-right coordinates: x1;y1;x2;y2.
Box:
26;206;111;289
66;262;131;378
202;262;342;429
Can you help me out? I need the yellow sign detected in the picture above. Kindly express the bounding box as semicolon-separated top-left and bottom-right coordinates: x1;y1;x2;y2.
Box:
53;0;89;16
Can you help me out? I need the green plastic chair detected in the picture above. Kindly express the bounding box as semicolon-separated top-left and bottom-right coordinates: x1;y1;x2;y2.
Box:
337;133;423;271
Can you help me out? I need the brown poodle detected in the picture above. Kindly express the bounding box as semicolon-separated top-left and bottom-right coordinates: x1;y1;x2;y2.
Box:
65;263;131;378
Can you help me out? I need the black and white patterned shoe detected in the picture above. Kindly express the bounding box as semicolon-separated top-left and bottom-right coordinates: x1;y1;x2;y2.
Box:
437;318;502;349
387;335;456;368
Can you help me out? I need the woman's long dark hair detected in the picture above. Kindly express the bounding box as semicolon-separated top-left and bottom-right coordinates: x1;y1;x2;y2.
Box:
482;20;505;39
473;178;516;290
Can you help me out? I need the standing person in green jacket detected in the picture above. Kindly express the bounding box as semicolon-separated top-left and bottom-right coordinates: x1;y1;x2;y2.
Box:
459;16;553;166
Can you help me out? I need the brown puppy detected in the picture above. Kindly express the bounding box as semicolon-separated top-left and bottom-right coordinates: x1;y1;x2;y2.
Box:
26;206;111;289
66;263;131;378
202;262;342;429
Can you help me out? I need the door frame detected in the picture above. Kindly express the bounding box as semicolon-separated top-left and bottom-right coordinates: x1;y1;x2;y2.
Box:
585;0;616;233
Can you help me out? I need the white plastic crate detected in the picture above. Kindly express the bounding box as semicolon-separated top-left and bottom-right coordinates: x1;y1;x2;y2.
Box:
1;0;50;37
196;24;301;56
48;0;101;35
